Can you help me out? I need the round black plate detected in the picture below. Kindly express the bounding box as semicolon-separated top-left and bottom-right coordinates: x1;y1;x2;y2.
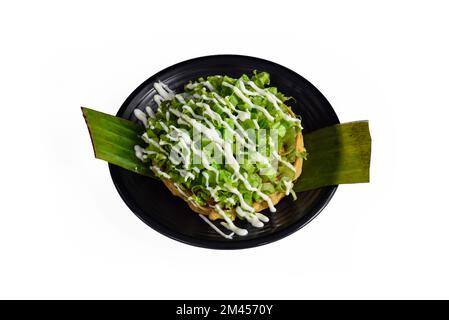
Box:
109;55;339;249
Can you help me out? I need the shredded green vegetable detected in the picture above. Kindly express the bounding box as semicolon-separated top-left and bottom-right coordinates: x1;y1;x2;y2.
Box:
137;72;305;211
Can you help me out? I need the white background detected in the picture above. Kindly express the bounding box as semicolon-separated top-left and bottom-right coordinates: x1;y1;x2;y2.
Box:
1;1;448;299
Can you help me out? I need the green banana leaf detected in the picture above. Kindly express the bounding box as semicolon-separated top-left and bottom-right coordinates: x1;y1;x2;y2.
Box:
82;107;154;178
82;107;371;190
295;121;371;191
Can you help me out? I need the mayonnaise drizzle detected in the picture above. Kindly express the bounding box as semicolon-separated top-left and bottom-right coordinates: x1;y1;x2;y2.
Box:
246;80;302;127
154;95;164;107
133;76;302;239
186;81;214;92
198;94;271;168
253;119;260;130
269;136;296;173
145;106;155;118
237;110;251;122
283;179;297;200
182;105;204;120
134;145;161;160
134;109;148;128
192;167;200;174
175;94;186;104
236;207;264;228
134;145;145;161
154;81;175;100
202;171;221;202
283;179;294;196
215;205;248;236
170;101;276;213
226;186;254;212
174;182;188;198
256;212;269;223
199;214;234;239
222;82;275;121
159;121;169;132
150;165;171;179
238;79;258;96
202;96;254;146
175;168;195;182
141;133;168;155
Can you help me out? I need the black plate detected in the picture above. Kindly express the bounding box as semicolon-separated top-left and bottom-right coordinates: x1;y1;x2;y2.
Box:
109;55;339;249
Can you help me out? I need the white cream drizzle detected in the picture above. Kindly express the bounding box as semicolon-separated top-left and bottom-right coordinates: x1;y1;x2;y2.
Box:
237;110;251;122
284;179;297;200
253;119;260;129
182;105;204;120
199;214;234;239
175;168;195;182
215;205;248;236
236;207;264;228
145;106;155;118
134;145;162;161
133;77;302;239
154;95;164;107
172;105;275;212
198;95;272;168
222;82;275;122
256;212;269;223
150;165;171;179
186;81;214;92
201;96;254;146
134;145;145;161
283;179;294;196
159;121;169;132
202;171;221;202
225;186;254;212
141;133;168;155
174;182;188;197
246;81;302;127
134;109;148;128
192;167;200;174
175;94;186;104
154;81;175;100
238;79;258;96
268;136;296;174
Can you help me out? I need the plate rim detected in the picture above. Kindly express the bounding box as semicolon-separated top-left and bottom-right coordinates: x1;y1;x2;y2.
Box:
109;54;339;250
